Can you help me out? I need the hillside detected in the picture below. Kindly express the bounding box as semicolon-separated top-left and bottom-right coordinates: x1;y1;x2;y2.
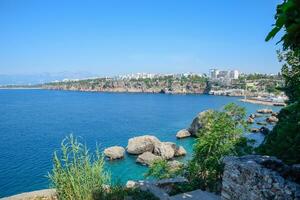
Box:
42;75;209;94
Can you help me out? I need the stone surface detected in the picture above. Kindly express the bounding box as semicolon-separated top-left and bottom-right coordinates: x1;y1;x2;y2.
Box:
174;146;187;157
170;189;221;200
221;155;300;200
259;126;270;135
127;135;160;155
257;109;273;114
247;117;254;124
188;110;214;136
176;129;191;139
167;160;184;169
104;146;125;160
2;189;57;200
266;116;279;123
136;152;162;166
154;142;176;160
250;128;260;133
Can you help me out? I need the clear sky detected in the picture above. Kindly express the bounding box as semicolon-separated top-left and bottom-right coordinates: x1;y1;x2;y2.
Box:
0;0;283;76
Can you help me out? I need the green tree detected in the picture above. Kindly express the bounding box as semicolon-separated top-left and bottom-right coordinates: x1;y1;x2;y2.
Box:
145;159;183;180
258;0;300;164
187;103;250;192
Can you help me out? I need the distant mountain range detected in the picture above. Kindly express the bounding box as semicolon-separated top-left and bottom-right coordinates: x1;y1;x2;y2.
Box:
0;72;98;86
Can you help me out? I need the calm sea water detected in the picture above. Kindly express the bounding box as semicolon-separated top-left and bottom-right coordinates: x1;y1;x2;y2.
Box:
0;89;280;197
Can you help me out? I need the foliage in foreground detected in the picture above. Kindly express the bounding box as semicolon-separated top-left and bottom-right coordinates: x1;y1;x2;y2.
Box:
187;103;251;192
260;0;300;165
48;135;110;200
145;159;183;180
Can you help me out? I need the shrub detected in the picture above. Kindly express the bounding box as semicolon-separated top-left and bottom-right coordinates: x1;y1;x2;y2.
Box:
48;135;110;200
257;102;300;164
186;103;251;192
145;159;183;180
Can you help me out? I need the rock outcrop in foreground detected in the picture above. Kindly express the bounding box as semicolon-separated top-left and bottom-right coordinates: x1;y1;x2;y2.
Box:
222;155;300;200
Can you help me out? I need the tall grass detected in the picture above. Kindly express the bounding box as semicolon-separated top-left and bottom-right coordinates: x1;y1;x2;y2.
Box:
48;135;110;200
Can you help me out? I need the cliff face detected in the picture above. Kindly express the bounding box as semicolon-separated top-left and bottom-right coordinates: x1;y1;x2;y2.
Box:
42;77;208;94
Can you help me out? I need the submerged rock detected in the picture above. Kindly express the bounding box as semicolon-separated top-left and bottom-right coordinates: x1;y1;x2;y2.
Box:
257;121;267;126
266;116;279;123
136;152;162;166
247;117;254;124
127;135;160;155
257;109;273;114
259;126;270;135
104;146;125;160
176;129;191;139
250;128;260;133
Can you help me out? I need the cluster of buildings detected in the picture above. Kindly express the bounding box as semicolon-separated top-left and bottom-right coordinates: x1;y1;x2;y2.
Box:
115;72;204;80
209;69;240;80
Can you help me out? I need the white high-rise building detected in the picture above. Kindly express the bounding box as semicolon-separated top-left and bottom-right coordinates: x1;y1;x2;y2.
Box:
229;70;239;79
210;69;219;79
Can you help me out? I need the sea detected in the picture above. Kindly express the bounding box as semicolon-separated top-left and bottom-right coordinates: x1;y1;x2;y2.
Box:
0;89;280;197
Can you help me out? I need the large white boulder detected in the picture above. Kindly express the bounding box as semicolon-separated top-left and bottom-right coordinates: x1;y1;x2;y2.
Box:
188;110;214;137
136;152;162;166
154;142;176;159
104;146;125;160
126;135;160;155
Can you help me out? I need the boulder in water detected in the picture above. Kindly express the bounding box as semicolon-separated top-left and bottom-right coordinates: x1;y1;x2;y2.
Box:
188;110;214;137
136;152;162;166
127;135;160;155
176;129;191;139
257;109;273;114
266;116;279;123
104;146;125;160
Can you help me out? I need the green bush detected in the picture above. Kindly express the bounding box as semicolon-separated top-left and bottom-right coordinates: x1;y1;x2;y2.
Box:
257;102;300;164
48;135;110;200
145;159;183;180
187;103;251;192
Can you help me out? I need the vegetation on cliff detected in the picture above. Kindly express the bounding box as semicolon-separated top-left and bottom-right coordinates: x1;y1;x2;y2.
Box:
42;75;208;94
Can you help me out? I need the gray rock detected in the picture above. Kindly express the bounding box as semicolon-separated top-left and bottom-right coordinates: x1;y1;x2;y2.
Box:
174;146;187;157
188;110;214;136
104;146;125;160
167;160;183;169
136;152;162;166
127;135;160;155
257;109;273;114
176;129;191;139
247;117;255;124
251;128;260;133
266;116;279;123
154;142;175;160
222;155;300;200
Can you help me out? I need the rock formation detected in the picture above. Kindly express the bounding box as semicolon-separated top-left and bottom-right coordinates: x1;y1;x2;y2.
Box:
126;135;160;155
104;146;125;160
136;152;162;166
257;109;273;114
176;129;191;139
222;155;300;200
188;110;214;136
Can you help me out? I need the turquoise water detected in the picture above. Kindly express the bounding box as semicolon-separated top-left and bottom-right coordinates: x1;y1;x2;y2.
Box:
0;89;280;197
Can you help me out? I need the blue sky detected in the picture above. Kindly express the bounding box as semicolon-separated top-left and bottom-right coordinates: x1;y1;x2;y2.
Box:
0;0;283;76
